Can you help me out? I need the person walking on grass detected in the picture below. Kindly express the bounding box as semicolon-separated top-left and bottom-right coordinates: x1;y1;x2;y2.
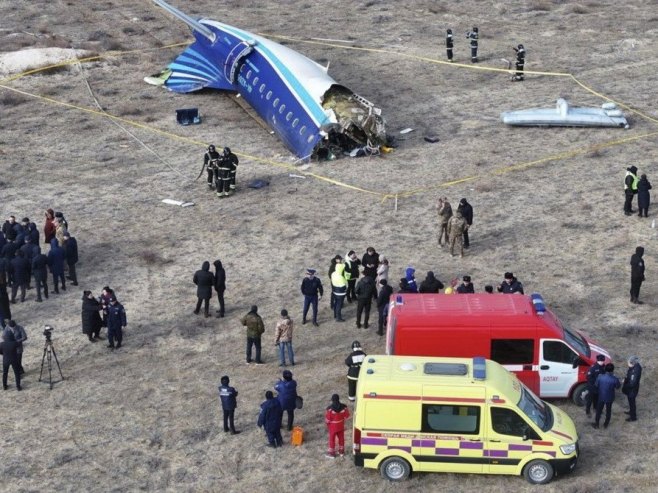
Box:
258;390;283;448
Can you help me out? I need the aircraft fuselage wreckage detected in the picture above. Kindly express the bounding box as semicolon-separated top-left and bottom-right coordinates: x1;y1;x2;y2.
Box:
148;0;387;161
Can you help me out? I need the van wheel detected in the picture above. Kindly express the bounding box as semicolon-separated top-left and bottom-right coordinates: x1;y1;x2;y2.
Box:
523;459;554;484
572;383;587;406
380;456;411;481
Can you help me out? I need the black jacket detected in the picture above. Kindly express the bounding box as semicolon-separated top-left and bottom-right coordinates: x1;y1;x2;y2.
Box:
456;282;475;294
9;255;30;284
301;276;323;297
361;251;379;278
457;201;473;225
0;337;19;365
377;284;394;308
65;236;79;265
31;252;48;280
213;260;226;294
498;278;524;294
418;272;444;293
81;295;103;335
623;363;642;394
193;261;215;299
630;248;645;280
355;276;376;300
637;177;652;209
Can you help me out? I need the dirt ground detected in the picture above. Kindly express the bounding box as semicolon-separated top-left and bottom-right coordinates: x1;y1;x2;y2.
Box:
1;0;657;491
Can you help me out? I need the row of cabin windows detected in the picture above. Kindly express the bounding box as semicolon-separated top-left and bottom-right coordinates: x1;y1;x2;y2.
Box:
240;63;313;143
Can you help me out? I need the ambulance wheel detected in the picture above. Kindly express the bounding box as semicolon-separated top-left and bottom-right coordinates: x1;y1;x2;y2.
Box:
523;459;554;484
380;456;411;481
572;383;587;407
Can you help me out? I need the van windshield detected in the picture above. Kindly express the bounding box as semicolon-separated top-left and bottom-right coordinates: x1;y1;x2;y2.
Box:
517;385;552;432
563;326;590;358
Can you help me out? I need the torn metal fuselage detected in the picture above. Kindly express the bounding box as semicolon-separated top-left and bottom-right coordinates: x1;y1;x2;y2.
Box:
150;0;387;162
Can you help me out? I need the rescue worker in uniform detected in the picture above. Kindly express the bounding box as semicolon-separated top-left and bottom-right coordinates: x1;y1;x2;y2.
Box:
204;145;221;189
466;27;479;63
513;44;525;81
345;340;366;401
257;390;283;448
622;356;642;422
446;29;454;62
218;375;240;434
630;246;645;304
325;394;350;458
585;354;606;417
624;165;639;215
217;147;239;197
437;197;453;246
447;211;468;257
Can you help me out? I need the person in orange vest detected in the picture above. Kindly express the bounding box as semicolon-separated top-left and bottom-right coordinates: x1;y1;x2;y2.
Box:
325;394;350;458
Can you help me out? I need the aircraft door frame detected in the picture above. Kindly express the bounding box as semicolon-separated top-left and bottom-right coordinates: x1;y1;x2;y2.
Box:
224;40;255;83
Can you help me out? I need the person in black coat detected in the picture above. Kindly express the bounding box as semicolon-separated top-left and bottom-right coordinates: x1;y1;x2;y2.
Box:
2;240;19;285
622;356;642;422
213;259;226;318
301;268;323;326
0;261;11;328
497;272;524;294
457;198;474;248
31;247;49;302
81;291;103;342
63;232;79;286
446;28;454;62
47;238;66;293
1;329;21;390
376;279;393;336
355;275;376;329
19;238;36;288
456;275;475;293
218;375;240;434
2;216;18;242
419;271;444;293
361;247;379;279
257;390;283;447
193;261;214;317
637;174;652;218
630;246;645;304
9;251;30;303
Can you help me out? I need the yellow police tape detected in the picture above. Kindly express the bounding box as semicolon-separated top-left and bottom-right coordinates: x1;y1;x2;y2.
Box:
1;38;656;201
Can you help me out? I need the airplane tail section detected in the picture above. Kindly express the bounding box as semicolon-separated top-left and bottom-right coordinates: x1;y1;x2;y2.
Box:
160;41;234;93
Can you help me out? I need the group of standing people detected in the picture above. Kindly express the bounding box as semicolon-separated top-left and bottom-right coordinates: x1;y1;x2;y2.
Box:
586;356;642;429
81;286;127;349
437;197;473;257
623;165;652;217
203;145;239;198
0;210;79;312
192;259;226;318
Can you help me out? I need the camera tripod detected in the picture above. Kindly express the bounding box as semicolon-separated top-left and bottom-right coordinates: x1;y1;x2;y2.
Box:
39;337;64;390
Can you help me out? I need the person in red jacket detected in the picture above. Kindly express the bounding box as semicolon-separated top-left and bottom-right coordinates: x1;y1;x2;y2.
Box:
43;209;56;245
325;393;350;458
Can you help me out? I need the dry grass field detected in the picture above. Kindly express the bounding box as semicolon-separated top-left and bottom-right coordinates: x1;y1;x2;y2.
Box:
1;1;657;492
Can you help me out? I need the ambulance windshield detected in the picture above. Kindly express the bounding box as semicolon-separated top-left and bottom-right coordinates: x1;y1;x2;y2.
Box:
517;385;552;432
563;326;590;357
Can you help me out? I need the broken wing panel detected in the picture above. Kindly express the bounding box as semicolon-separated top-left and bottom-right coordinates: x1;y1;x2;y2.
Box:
165;41;234;93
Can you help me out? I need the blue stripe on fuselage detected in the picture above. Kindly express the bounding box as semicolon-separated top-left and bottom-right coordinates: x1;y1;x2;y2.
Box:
217;24;330;127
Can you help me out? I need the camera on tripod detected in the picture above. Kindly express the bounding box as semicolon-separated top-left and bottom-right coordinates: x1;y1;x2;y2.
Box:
43;325;54;340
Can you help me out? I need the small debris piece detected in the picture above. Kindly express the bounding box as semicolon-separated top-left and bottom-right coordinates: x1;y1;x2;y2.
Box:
424;135;440;143
399;128;414;134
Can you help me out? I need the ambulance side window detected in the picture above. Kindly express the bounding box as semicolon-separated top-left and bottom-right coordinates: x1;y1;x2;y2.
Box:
491;339;534;364
543;341;577;364
422;404;480;435
491;407;540;440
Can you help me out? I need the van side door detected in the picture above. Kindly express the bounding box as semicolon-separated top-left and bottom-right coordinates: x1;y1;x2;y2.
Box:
485;406;542;474
539;339;579;397
418;396;484;473
490;338;539;394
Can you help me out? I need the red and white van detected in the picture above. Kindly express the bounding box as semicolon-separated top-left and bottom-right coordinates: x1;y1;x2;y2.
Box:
385;293;610;405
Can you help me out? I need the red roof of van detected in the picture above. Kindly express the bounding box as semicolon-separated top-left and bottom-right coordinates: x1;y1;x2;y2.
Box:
391;293;562;328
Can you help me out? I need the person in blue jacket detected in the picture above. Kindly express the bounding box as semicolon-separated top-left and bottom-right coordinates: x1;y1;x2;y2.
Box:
593;363;621;429
274;369;298;431
218;375;240;434
405;267;418;293
106;296;127;349
258;390;283;448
